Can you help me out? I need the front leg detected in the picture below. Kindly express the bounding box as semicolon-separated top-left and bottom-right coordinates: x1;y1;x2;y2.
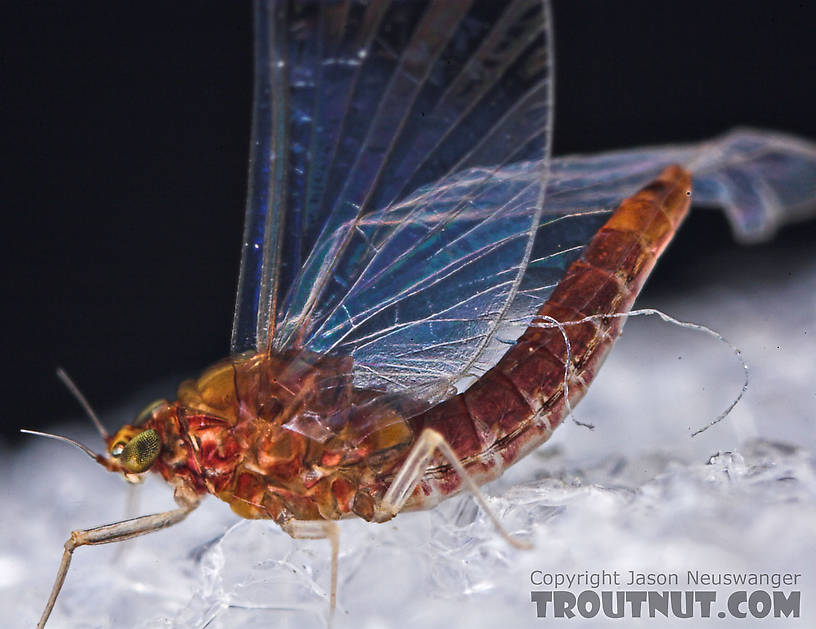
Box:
37;502;198;629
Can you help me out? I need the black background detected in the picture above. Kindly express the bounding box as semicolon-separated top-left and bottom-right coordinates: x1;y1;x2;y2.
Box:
3;1;815;441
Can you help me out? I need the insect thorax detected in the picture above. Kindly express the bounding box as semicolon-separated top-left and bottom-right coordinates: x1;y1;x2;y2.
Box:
151;350;418;524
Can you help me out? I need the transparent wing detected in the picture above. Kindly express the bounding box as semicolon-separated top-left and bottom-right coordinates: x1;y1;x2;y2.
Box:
231;0;555;389
274;126;816;443
543;129;816;242
304;163;551;399
288;129;816;403
231;0;816;424
471;129;816;381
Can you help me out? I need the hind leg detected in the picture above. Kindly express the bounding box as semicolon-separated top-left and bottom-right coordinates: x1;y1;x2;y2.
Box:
377;428;531;549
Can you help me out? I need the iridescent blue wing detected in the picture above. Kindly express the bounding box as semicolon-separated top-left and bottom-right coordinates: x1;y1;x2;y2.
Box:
232;0;816;409
307;129;816;392
474;129;816;378
543;129;816;242
302;162;551;398
231;0;556;399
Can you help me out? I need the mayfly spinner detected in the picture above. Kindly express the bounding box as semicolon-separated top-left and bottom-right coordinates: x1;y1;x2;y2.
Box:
26;1;816;627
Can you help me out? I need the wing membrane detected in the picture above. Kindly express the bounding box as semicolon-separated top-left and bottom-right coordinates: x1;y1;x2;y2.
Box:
232;0;816;409
232;0;555;374
305;129;816;396
306;164;545;398
233;1;391;354
274;0;554;354
542;129;816;242
478;129;816;379
231;0;286;353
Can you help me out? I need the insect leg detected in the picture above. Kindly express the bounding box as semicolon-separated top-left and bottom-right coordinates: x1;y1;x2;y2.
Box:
37;503;197;629
281;520;340;619
378;428;531;549
112;482;142;561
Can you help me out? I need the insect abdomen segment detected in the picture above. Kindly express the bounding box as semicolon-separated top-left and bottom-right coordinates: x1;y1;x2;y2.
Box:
406;166;691;505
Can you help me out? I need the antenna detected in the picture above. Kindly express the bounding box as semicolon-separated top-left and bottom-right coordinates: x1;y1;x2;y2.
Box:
56;367;108;440
20;429;101;461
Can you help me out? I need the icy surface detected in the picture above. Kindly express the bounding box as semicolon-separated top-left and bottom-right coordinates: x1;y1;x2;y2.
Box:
4;256;815;628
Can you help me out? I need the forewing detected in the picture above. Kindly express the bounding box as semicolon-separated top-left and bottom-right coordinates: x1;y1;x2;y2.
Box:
284;127;816;441
230;0;554;405
233;0;393;354
304;163;549;399
231;0;816;436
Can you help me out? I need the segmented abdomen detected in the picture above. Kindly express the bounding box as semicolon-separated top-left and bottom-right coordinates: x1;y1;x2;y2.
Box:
407;165;691;505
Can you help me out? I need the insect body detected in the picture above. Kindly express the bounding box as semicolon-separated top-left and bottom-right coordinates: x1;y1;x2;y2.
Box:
121;165;690;526
28;1;816;626
33;162;691;627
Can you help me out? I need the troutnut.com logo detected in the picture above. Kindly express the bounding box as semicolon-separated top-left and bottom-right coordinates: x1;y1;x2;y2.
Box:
530;570;802;619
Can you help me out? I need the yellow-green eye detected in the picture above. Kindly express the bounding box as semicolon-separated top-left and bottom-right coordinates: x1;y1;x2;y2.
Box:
116;429;161;473
134;399;167;425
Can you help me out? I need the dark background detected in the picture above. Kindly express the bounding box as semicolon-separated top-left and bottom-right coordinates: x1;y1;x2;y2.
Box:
3;1;815;441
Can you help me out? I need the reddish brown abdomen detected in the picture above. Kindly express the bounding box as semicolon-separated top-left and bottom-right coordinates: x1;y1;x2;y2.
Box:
406;165;691;504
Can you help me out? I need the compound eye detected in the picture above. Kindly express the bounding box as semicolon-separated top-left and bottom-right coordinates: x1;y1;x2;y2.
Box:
119;429;161;473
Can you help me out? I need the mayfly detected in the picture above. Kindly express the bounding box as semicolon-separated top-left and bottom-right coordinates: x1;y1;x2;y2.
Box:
26;1;816;627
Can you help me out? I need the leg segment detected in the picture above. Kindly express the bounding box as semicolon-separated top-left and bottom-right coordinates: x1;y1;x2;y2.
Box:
37;503;197;629
282;520;340;621
378;428;531;550
112;482;142;561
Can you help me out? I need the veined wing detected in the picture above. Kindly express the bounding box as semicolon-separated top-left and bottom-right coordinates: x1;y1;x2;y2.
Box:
304;162;551;398
231;0;555;397
281;128;816;401
476;129;816;378
543;129;816;242
271;125;815;444
231;0;815;415
309;128;816;388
